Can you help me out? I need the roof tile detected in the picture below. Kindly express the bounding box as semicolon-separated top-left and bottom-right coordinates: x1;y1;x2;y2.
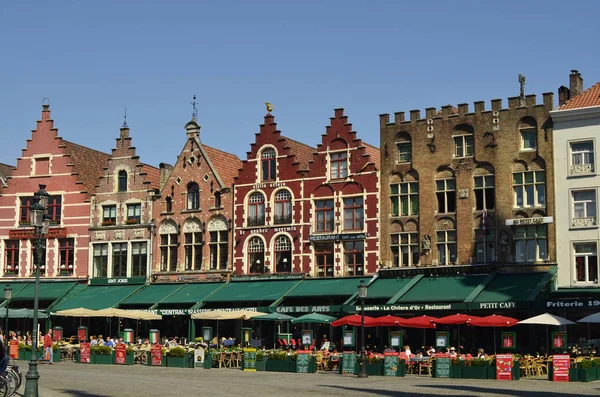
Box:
203;145;242;187
281;136;315;171
558;82;600;110
63;141;110;198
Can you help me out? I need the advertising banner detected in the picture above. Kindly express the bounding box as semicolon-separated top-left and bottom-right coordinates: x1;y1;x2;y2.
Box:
80;342;91;363
496;354;513;380
151;344;162;366
115;344;126;365
9;340;19;360
552;355;570;382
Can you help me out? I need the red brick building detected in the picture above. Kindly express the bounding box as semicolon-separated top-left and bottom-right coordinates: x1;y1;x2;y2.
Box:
152;116;241;281
0;103;109;279
233;108;380;276
88;122;160;281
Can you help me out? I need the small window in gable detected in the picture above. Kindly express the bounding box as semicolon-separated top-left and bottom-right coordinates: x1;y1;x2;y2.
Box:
118;170;128;192
261;148;277;182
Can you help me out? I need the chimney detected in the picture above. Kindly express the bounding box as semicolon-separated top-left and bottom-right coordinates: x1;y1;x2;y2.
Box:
569;70;583;97
558;86;570;106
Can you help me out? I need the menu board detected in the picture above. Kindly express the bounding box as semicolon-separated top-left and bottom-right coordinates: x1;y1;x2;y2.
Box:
341;351;356;375
496;354;513;380
194;349;205;368
243;348;257;372
151;344;162;366
296;350;310;373
384;352;398;376
80;342;91;363
9;340;19;360
77;328;87;342
502;333;516;349
115;344;126;365
552;355;570;382
552;332;566;350
435;353;451;378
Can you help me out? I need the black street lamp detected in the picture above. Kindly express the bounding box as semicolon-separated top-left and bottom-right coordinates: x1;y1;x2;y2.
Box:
4;284;11;351
23;184;49;397
357;279;368;379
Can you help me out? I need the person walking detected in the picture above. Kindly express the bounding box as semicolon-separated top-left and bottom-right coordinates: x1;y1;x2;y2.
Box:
43;329;53;365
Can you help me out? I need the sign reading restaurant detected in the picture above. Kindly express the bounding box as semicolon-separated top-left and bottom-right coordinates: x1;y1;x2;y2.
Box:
353;301;520;312
309;233;367;242
505;216;553;226
9;227;67;239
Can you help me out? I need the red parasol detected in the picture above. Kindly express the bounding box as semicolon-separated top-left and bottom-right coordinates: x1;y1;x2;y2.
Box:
434;314;481;325
401;315;437;329
331;314;378;327
469;314;518;327
375;315;407;327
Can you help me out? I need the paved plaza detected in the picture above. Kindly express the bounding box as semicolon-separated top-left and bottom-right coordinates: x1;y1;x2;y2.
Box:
15;360;600;397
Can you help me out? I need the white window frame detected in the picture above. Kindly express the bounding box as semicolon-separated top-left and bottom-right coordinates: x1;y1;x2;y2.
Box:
513;171;545;208
390;182;419;217
569;140;595;175
435;178;456;214
571;189;597;228
520;127;537;151
474;175;495;211
514;225;548;263
330;151;348;179
453;134;474;158
390;232;420;267
573;242;598;284
436;230;457;265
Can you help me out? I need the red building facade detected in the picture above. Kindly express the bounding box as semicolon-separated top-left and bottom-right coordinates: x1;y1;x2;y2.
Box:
233;108;380;276
0;104;109;279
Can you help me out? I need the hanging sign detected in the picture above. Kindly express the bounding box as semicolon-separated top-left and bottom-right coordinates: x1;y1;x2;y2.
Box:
496;354;513;380
552;355;570;382
9;340;19;360
151;344;162;366
80;342;91;363
115;344;127;365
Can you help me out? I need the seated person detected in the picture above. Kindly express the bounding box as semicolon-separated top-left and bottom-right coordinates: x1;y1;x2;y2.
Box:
426;346;436;356
449;347;457;358
90;336;98;347
168;337;179;347
104;336;116;348
97;335;105;345
477;348;486;359
403;345;412;356
383;346;396;353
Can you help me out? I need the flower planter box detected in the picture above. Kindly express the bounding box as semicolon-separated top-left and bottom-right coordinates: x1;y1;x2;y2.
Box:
266;359;292;372
255;358;267;371
19;350;43;361
166;355;187;368
450;365;463;379
366;362;383;376
462;365;488;379
579;367;597;382
397;359;406;377
512;361;520;380
203;352;212;369
53;350;61;363
92;353;114;365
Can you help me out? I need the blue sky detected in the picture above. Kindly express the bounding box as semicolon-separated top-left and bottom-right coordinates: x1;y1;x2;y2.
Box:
1;1;599;167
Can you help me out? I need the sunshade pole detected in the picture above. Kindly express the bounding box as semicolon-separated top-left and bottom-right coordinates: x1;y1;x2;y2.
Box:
458;324;460;354
493;327;496;354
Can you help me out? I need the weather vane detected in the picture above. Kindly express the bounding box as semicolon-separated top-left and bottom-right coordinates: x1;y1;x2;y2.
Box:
123;107;128;128
191;95;198;121
265;102;274;113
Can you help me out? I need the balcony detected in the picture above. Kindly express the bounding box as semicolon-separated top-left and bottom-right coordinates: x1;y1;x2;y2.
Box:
570;163;595;175
572;217;597;228
273;214;292;225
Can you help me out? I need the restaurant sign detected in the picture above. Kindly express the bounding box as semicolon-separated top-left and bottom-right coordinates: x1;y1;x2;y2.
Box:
153;272;229;283
354;303;460;312
505;216;553;226
309;233;367;242
275;305;341;314
89;277;146;286
9;227;67;239
544;299;600;309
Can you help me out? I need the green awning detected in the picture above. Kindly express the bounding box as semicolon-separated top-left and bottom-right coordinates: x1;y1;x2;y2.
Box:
365;278;415;300
52;285;143;311
11;282;76;301
473;273;548;302
159;283;223;305
205;280;301;303
120;284;184;306
396;275;487;303
286;278;368;297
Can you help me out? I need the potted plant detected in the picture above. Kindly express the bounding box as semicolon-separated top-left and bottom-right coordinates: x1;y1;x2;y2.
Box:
463;358;489;379
52;343;61;363
266;351;290;372
366;355;383;376
166;347;187;368
579;359;596;382
125;347;135;365
91;345;113;364
255;351;267;371
450;358;464;379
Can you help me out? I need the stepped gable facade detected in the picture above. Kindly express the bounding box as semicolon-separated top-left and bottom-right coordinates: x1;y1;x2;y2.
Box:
88;123;161;281
0;103;109;279
379;92;556;270
152;117;241;282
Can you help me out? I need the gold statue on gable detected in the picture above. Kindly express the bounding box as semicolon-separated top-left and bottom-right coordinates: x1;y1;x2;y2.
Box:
265;102;274;113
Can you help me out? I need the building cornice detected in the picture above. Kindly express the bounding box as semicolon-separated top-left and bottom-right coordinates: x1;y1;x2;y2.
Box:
550;105;600;123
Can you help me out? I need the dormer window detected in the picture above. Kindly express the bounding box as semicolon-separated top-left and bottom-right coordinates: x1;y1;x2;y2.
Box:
118;170;128;192
261;148;276;182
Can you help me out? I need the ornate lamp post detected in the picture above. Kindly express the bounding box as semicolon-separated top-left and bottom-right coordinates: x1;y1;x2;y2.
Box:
23;184;49;397
4;284;11;351
357;279;368;379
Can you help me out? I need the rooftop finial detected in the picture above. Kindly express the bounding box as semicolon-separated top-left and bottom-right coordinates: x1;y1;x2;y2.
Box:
42;97;50;110
191;95;198;121
518;74;526;99
122;107;128;128
265;101;274;113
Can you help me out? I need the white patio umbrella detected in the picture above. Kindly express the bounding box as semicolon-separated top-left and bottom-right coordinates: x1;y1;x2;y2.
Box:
519;313;575;353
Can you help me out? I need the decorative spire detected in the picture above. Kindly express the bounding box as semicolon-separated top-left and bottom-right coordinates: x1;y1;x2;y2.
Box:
191;95;198;121
42;97;50;110
518;74;526;99
122;107;128;128
265;101;274;114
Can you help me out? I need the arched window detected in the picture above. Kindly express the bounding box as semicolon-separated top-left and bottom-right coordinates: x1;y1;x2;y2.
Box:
275;235;292;273
208;216;229;270
187;182;200;210
453;125;474;158
261;148;276;181
118;170;128;192
330;151;348;179
248;237;265;274
165;196;173;213
214;192;221;208
435;169;456;214
274;190;292;224
184;220;203;271
519;118;537;151
248;192;265;226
